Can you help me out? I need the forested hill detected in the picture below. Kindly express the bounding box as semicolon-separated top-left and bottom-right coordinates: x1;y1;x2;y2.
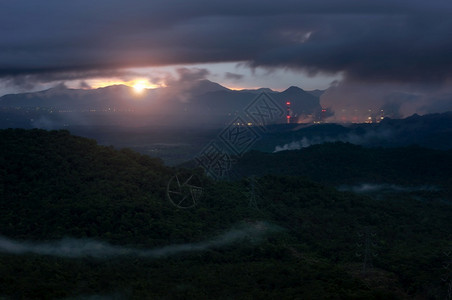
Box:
0;129;451;299
0;128;175;243
235;142;452;187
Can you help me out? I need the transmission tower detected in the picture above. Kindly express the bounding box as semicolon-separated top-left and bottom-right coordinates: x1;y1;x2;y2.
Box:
248;176;261;212
356;227;378;276
442;249;452;300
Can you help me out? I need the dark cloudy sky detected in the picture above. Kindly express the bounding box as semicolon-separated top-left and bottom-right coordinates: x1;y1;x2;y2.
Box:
1;0;452;117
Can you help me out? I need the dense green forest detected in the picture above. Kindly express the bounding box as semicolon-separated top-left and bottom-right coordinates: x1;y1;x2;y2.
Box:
236;143;452;187
0;129;451;299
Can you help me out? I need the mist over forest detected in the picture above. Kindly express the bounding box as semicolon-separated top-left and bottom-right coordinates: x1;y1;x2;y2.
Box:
2;0;452;299
1;101;451;298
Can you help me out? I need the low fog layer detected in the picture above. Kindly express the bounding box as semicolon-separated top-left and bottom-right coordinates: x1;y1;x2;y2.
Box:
0;222;280;259
338;183;440;194
274;131;393;152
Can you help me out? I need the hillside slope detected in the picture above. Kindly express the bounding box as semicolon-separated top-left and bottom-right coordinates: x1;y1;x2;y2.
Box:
0;129;451;299
236;142;452;187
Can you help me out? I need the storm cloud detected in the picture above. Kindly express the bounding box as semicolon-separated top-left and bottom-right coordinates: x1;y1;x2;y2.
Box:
225;72;244;80
1;0;451;84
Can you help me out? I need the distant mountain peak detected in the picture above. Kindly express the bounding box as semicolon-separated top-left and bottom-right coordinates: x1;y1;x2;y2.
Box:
235;87;275;94
192;79;229;95
283;86;306;93
40;83;69;94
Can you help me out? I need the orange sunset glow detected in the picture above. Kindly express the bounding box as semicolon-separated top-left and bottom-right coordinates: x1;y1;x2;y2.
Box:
89;78;160;92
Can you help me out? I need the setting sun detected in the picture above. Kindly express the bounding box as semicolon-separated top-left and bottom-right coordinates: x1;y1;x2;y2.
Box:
88;78;160;93
133;80;148;94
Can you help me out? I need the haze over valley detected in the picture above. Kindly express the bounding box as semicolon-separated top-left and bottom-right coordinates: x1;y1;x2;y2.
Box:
1;1;452;299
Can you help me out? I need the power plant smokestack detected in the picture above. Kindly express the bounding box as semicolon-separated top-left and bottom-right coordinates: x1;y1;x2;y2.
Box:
286;101;291;124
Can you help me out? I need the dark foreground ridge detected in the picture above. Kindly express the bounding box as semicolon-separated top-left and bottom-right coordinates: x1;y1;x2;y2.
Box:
0;129;451;299
235;142;452;187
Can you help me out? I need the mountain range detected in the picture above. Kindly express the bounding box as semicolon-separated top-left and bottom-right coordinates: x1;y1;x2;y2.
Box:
0;81;322;128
